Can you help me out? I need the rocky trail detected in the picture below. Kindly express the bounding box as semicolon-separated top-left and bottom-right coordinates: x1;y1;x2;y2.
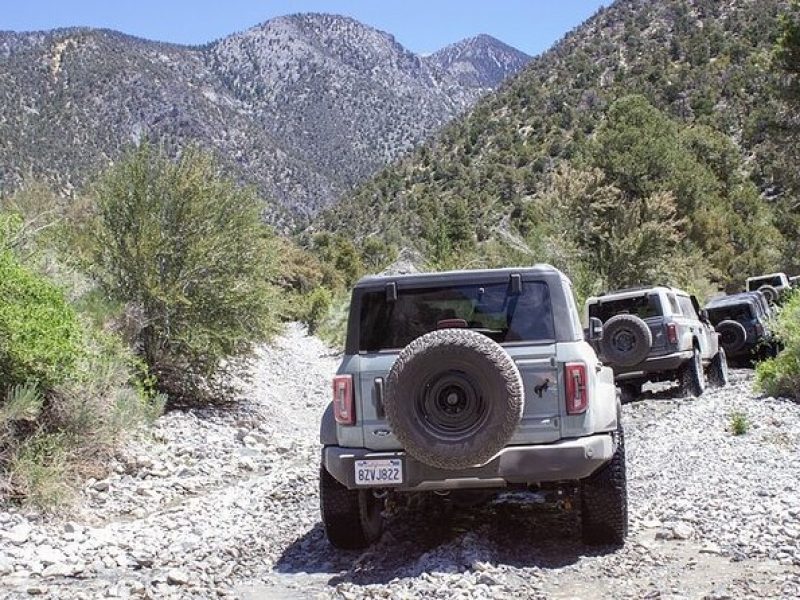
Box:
1;323;799;599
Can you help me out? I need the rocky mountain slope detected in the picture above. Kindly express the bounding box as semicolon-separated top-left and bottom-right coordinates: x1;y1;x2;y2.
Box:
320;0;791;255
0;15;530;224
0;324;798;598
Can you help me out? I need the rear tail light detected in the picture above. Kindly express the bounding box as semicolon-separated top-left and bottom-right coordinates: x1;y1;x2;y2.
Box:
666;323;678;345
755;323;764;336
333;375;355;425
565;363;589;414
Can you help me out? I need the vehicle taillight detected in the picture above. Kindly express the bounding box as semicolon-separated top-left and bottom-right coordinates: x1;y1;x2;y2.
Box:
565;363;588;414
755;323;764;336
333;375;355;425
666;323;678;345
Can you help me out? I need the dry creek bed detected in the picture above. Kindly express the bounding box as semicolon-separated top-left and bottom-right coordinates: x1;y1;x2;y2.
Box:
1;323;799;599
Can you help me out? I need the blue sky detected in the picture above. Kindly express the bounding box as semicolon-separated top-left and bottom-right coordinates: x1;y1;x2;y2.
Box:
1;1;607;56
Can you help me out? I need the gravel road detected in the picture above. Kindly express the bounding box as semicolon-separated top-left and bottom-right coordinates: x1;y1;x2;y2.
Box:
1;323;799;599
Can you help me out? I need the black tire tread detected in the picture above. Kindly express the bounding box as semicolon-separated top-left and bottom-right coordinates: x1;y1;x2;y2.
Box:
708;349;729;388
680;347;706;397
581;427;628;546
319;465;382;549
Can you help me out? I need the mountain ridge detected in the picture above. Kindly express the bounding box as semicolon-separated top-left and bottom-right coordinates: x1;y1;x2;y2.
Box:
0;14;531;225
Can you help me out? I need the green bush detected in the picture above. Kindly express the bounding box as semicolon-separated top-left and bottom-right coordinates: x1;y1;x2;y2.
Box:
305;287;333;335
88;143;282;403
756;290;800;399
729;411;750;435
0;248;81;389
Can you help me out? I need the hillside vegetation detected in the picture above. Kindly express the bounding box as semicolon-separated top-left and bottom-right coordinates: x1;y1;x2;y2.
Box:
318;0;796;299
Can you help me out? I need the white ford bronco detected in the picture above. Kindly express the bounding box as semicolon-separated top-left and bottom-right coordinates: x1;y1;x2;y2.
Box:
585;286;728;402
319;265;627;549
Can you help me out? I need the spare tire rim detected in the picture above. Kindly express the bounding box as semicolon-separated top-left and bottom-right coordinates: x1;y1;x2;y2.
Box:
418;371;488;441
612;328;636;353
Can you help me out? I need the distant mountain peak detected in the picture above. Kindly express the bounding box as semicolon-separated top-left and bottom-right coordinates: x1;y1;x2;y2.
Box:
426;33;531;89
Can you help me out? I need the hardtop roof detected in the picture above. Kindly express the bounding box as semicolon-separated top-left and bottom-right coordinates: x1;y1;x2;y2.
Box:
353;264;564;289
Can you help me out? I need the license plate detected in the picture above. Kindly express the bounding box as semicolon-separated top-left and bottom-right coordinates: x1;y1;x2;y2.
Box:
354;458;403;486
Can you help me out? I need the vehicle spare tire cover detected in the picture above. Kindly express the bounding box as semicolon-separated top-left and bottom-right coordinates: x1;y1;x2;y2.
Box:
600;314;653;368
758;285;779;305
716;320;747;353
384;329;524;470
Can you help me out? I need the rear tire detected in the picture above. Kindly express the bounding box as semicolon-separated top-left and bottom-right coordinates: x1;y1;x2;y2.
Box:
320;465;383;549
680;347;706;397
581;427;628;546
707;349;729;388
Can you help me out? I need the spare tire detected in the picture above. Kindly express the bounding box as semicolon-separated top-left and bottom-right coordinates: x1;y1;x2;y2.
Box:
600;314;653;367
716;320;747;353
759;285;779;305
384;329;524;470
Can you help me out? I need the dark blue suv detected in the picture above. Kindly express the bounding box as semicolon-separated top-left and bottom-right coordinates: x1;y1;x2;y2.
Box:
704;292;774;361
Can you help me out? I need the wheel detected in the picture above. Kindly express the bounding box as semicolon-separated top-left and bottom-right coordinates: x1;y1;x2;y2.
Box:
384;329;524;470
680;346;706;397
319;465;383;549
758;285;779;305
707;349;729;388
715;320;747;354
600;315;653;367
581;426;628;546
619;383;642;405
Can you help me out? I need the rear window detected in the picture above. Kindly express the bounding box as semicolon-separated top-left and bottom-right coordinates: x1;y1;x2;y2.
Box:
588;294;662;323
358;281;555;352
707;304;755;325
748;275;783;290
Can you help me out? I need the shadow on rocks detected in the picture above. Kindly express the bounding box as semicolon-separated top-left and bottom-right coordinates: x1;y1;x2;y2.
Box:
274;491;618;587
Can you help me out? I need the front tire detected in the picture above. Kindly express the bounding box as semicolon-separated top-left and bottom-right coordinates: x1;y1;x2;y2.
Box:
581;427;628;546
680;347;706;397
320;465;383;549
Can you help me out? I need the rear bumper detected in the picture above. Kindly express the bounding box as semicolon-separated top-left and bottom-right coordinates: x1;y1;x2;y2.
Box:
323;434;615;492
613;350;693;380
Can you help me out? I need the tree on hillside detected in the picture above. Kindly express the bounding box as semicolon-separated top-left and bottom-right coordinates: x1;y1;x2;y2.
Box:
531;165;693;293
590;95;780;287
89;143;281;403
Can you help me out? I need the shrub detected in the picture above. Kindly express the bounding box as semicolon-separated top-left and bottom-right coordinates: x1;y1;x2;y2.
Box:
0;248;81;389
305;287;333;334
755;290;800;399
88;143;282;403
729;411;749;435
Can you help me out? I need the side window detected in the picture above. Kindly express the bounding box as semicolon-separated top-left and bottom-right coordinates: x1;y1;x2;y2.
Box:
667;293;680;315
677;296;697;319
